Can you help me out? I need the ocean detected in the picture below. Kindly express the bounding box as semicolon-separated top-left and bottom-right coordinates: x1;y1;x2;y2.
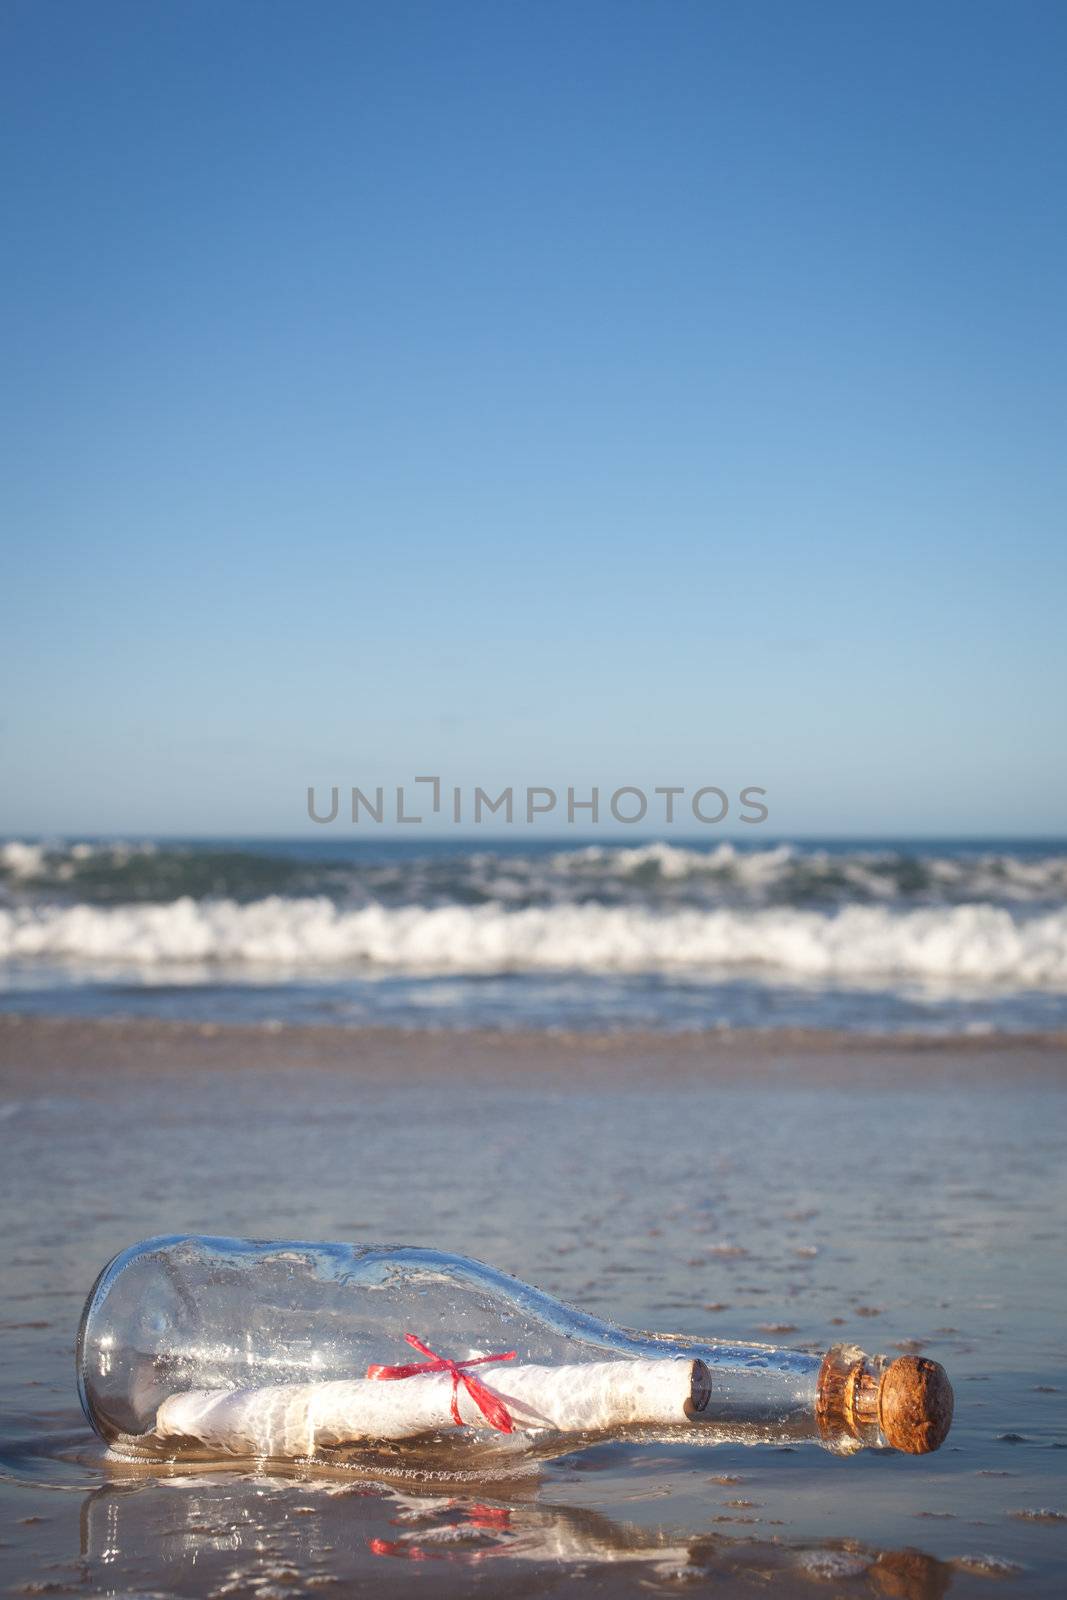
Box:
2;835;1066;1034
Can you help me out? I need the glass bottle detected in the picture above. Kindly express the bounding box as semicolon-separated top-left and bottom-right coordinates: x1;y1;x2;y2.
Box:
77;1235;952;1466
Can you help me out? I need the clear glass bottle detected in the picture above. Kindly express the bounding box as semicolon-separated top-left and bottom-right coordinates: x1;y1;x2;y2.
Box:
77;1235;952;1466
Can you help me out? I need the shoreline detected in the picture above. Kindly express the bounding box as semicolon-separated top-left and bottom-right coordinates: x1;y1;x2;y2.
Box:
3;1012;1066;1085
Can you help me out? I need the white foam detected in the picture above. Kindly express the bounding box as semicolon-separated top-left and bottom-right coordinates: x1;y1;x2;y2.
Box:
557;841;1067;902
2;897;1066;989
0;841;46;878
561;841;797;885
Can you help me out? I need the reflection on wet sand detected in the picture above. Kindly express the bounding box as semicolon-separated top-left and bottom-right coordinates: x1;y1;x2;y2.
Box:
2;1027;1063;1597
73;1467;969;1598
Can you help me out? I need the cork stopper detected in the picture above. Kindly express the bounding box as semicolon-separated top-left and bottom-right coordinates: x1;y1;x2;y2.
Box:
876;1356;954;1455
817;1345;954;1454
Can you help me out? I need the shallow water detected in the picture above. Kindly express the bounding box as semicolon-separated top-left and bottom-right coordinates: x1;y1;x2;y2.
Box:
1;1030;1065;1596
8;961;1067;1037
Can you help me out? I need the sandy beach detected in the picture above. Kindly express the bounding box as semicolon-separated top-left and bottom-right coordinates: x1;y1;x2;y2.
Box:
2;1016;1065;1597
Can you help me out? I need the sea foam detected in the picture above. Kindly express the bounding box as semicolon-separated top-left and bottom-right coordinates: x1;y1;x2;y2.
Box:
2;897;1066;988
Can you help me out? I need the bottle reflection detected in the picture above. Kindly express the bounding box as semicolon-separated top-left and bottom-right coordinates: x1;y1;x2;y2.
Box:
79;1468;954;1598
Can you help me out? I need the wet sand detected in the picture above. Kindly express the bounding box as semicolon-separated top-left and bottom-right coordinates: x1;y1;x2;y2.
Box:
2;1017;1066;1596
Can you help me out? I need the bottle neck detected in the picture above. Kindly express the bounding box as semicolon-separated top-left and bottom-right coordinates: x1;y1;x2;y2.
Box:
612;1331;826;1438
625;1335;952;1455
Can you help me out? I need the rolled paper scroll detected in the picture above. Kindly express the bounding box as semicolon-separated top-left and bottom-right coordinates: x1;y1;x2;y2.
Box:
154;1357;710;1458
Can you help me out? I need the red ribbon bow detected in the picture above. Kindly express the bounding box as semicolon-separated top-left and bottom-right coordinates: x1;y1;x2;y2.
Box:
367;1333;517;1433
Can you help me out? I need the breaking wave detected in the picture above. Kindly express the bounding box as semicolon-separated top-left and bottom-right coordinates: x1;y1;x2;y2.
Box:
2;896;1066;989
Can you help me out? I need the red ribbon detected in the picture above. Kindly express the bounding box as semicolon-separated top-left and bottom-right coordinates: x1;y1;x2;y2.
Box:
367;1333;517;1433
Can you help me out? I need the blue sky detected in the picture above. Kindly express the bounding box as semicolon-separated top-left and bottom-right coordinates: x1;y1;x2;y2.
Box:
2;0;1065;836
